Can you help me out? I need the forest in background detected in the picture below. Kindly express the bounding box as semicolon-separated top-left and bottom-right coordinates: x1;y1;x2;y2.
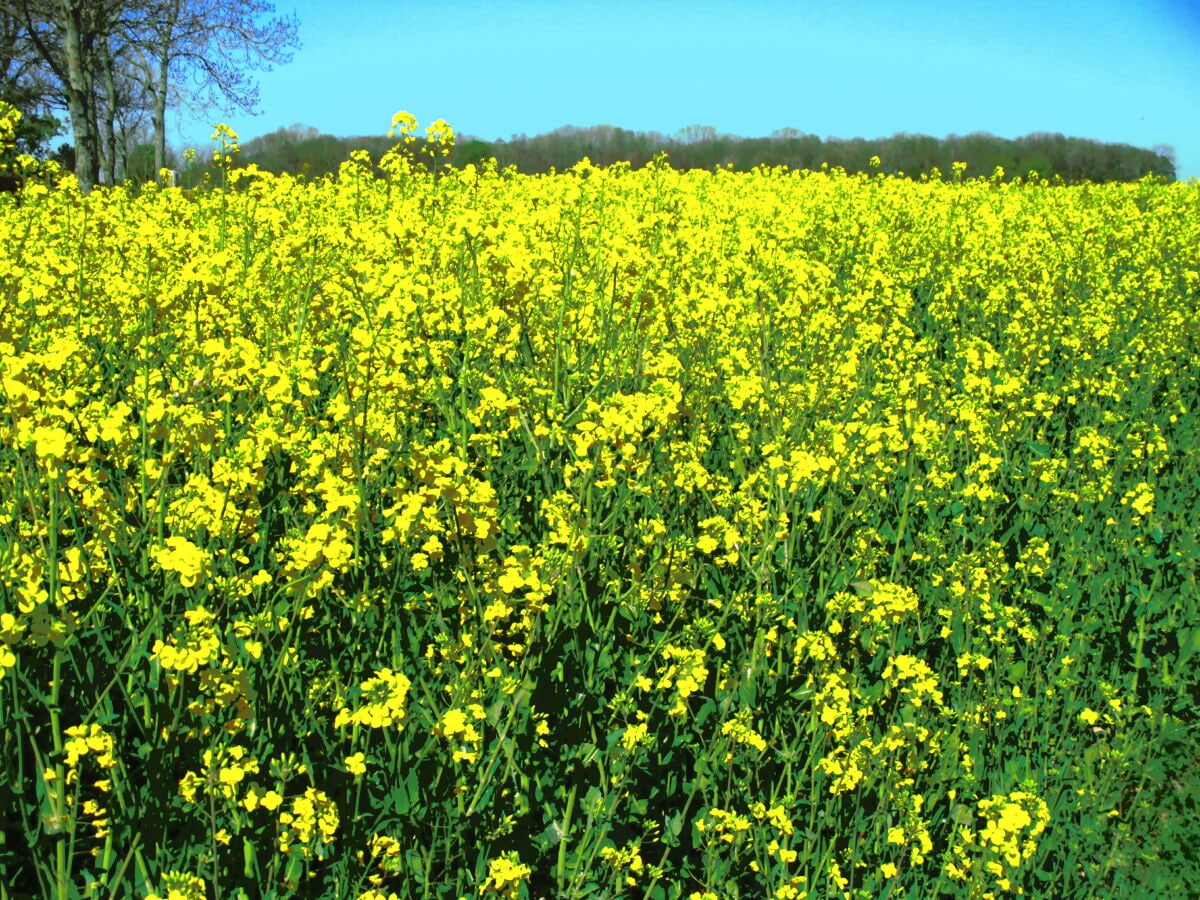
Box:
0;4;1181;189
228;122;1178;184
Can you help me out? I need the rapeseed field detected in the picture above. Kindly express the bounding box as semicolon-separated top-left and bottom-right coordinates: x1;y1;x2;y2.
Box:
1;107;1198;899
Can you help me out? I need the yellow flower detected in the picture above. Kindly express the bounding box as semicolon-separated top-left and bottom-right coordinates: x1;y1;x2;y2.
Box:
388;110;418;137
62;724;116;769
260;790;284;811
440;708;468;737
145;871;207;900
344;752;367;776
483;599;510;625
32;424;72;463
0;645;18;678
622;721;649;751
0;612;24;642
721;710;767;754
828;860;848;889
480;852;531;895
242;786;284;813
599;841;646;885
334;668;412;729
278;788;339;857
152;536;210;588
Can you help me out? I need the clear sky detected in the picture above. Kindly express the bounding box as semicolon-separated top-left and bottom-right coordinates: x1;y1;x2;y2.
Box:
171;0;1200;180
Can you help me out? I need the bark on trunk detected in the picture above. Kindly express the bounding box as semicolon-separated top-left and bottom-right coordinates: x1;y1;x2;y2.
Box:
153;49;168;175
151;0;180;175
100;37;118;184
58;0;99;189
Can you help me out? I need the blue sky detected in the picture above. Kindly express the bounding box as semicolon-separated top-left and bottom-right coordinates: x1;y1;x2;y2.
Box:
172;0;1200;180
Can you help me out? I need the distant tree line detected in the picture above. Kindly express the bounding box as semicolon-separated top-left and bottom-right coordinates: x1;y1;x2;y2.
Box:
233;122;1177;184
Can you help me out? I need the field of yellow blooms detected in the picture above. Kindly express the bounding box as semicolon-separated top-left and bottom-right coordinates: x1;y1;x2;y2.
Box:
2;111;1199;900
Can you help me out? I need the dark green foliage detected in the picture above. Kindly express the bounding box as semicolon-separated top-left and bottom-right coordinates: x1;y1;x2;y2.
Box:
234;123;1177;184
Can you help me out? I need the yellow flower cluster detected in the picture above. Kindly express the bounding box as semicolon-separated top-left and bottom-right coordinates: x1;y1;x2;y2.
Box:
356;833;403;891
434;703;487;764
179;745;259;805
945;790;1051;892
826;580;920;649
278;787;339;858
151;605;256;737
720;708;768;757
0;611;23;678
381;440;500;570
62;723;116;773
1;108;1194;897
152;605;221;674
151;536;211;589
334;667;412;729
145;871;207;900
599;840;647;886
478;851;531;897
653;644;709;717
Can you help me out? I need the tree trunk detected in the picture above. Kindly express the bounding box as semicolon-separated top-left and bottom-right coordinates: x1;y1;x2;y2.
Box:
57;0;98;188
152;43;167;174
99;36;118;184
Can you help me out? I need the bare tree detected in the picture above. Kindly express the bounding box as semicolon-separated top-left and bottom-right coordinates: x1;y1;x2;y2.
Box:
95;29;153;182
0;5;60;148
126;0;299;174
1;0;127;187
1;0;298;187
674;124;718;145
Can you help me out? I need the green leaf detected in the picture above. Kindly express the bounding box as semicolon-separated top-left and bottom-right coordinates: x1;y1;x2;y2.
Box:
666;810;684;839
693;698;717;727
1176;627;1200;668
243;836;259;880
391;769;420;815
